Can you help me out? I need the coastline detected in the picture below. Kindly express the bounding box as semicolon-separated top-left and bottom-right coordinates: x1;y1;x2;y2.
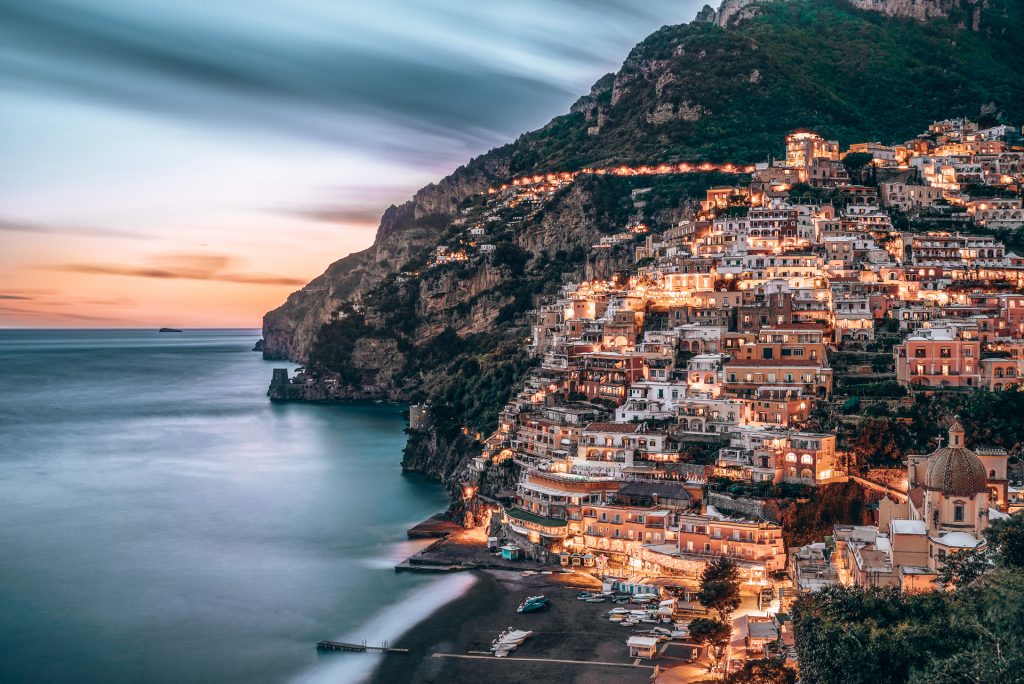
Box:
366;569;681;684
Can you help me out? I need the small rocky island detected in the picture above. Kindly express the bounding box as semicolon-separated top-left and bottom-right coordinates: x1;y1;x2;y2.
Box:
157;328;183;333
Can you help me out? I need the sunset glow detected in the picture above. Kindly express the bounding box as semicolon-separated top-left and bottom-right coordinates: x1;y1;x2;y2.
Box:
0;0;692;328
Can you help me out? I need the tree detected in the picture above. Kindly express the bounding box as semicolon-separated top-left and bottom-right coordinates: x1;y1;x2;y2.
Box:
852;418;911;466
689;617;732;680
934;548;992;590
842;152;875;184
792;578;1024;684
698;556;743;623
912;570;1024;684
726;658;797;684
984;514;1024;570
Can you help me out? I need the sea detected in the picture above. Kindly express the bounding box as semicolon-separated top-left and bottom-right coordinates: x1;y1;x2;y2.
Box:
0;329;475;683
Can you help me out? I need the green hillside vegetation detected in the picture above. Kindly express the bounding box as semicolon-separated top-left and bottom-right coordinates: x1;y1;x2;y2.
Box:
501;0;1024;173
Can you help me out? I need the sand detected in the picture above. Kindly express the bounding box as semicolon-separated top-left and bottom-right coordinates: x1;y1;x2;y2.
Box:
367;570;696;684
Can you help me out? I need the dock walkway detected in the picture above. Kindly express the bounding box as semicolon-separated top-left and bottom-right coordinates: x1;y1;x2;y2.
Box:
316;640;409;654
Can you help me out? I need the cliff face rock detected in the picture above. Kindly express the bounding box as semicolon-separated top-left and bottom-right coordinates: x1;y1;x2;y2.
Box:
700;0;988;28
263;152;513;363
849;0;987;26
403;430;479;486
265;0;1024;364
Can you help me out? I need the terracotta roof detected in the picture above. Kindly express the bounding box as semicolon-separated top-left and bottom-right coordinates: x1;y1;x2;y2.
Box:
617;481;692;501
725;359;826;367
584;422;642;433
760;323;827;330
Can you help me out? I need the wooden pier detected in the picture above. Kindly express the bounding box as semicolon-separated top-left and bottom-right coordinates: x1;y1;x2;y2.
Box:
316;639;409;654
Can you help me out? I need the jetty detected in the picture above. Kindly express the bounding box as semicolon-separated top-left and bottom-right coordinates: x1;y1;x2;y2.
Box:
316;640;409;654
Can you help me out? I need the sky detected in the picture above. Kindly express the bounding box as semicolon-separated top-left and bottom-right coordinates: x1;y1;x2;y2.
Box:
0;0;703;328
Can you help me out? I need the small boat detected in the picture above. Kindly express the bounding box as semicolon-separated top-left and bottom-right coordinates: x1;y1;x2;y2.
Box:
521;570;537;577
517;595;550;613
608;614;625;622
585;596;606;603
502;630;532;645
491;628;533;656
608;608;630;615
620;620;636;627
576;592;593;600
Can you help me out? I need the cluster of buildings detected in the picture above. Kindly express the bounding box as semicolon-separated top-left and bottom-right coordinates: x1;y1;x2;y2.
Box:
447;120;1024;602
791;419;1014;593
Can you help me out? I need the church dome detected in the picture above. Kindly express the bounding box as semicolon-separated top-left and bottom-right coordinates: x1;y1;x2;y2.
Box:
924;448;988;495
923;419;988;496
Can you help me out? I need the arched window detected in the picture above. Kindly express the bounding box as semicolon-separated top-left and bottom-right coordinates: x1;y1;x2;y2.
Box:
954;501;965;523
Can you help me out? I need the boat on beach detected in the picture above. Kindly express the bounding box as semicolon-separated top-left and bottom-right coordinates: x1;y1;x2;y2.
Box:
516;595;550;613
491;628;533;657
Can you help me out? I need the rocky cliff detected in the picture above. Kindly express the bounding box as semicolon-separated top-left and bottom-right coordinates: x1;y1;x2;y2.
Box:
263;0;1024;486
262;152;514;362
700;0;990;29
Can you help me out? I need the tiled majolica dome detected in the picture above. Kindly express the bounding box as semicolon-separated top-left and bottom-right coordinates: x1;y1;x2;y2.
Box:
924;418;988;496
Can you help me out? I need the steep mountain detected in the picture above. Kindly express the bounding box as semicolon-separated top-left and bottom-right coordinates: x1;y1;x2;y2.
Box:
263;0;1024;487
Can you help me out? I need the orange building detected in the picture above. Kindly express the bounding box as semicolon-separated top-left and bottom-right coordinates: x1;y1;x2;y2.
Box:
894;323;981;388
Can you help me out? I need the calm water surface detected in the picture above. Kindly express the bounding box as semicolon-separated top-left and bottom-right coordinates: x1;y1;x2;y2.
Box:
0;329;460;683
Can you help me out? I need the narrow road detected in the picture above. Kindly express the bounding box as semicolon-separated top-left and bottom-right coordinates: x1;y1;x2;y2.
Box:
431;653;655;669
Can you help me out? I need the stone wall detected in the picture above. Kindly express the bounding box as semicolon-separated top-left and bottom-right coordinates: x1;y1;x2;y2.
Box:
708;492;782;522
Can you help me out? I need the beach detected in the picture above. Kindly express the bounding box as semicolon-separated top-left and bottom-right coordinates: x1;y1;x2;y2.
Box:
367;570;698;684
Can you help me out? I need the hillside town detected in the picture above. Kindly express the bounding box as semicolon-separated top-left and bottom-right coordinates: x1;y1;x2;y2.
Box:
404;118;1024;677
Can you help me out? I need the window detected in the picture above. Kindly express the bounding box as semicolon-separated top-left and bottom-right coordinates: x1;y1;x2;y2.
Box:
954;502;965;523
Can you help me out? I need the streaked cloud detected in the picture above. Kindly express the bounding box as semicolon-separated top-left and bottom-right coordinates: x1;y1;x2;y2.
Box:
43;252;306;286
0;304;135;324
289;206;386;226
0;217;154;240
0;0;701;327
0;0;692;161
